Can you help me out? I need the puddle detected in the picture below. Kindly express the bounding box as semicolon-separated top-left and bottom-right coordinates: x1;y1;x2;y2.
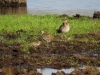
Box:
93;53;98;57
37;68;75;75
37;66;100;75
1;67;75;75
1;66;100;75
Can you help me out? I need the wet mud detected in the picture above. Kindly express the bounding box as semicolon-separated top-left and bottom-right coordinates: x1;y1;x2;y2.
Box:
0;30;100;75
52;66;100;75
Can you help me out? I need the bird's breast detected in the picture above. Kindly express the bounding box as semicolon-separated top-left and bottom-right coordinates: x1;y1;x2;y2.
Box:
62;26;70;33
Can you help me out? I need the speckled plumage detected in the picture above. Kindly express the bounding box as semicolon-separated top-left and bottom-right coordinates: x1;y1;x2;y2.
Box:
57;20;70;33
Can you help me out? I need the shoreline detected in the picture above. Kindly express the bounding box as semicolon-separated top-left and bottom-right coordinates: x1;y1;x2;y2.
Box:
27;9;96;17
0;6;100;17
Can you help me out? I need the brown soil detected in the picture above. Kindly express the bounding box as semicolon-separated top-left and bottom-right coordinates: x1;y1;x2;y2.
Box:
0;31;100;75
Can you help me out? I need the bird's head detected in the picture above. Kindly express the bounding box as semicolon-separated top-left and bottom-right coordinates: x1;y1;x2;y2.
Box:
64;20;69;25
40;30;44;35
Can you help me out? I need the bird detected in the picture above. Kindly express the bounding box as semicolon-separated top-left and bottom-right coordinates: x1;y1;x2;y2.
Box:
57;20;70;33
40;30;54;47
40;30;54;43
57;20;70;40
31;41;42;47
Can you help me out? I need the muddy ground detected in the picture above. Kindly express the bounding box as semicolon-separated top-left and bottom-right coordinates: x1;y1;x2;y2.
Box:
0;30;100;75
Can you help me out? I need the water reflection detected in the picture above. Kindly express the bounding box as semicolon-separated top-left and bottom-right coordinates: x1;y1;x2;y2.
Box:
1;67;74;75
1;66;100;75
0;7;27;15
37;68;75;75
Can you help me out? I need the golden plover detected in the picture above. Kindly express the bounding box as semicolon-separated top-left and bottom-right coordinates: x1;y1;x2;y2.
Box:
40;30;54;43
31;41;42;47
40;30;54;47
57;20;70;33
57;20;70;40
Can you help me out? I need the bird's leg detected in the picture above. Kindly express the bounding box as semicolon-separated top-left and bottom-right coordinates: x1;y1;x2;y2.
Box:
64;34;67;41
46;42;49;48
61;34;66;41
61;34;64;40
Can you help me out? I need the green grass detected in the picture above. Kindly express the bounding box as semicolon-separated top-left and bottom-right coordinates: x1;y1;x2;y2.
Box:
0;14;100;42
0;14;100;53
0;14;100;34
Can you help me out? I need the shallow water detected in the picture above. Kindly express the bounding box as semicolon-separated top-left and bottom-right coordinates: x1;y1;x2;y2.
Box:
0;67;75;75
27;0;100;16
1;66;100;75
37;66;100;75
37;68;74;75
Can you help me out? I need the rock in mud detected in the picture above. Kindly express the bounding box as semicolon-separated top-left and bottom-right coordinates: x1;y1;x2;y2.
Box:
52;71;66;75
71;69;84;75
93;11;100;19
82;66;99;75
